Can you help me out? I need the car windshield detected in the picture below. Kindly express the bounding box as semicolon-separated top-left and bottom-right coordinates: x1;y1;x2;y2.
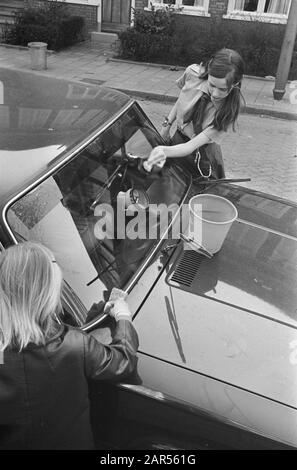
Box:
6;103;189;324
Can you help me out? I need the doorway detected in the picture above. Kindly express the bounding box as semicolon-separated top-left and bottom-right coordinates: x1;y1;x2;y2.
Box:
102;0;132;32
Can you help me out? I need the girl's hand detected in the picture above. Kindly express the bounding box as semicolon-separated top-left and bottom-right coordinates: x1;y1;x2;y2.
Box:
147;146;167;166
144;147;167;172
104;298;132;322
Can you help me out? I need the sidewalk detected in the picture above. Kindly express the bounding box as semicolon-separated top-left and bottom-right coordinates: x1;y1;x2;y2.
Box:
0;41;296;121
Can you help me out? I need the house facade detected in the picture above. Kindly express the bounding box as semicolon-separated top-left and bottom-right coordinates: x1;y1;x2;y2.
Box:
141;0;291;24
136;1;293;40
136;2;297;64
44;0;135;32
1;1;293;34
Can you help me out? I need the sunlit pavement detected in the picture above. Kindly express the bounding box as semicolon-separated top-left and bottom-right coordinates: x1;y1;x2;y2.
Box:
140;99;297;203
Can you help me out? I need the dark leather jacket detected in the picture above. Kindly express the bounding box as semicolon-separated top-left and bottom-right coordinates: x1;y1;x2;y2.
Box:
0;319;139;450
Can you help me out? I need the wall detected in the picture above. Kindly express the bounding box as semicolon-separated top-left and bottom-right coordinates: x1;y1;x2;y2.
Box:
135;0;288;32
24;0;98;31
64;3;97;30
138;0;297;51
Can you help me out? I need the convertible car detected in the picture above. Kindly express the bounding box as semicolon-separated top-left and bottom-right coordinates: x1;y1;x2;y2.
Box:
1;68;297;450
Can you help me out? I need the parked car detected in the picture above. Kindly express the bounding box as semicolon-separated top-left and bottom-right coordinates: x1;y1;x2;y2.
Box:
1;68;297;450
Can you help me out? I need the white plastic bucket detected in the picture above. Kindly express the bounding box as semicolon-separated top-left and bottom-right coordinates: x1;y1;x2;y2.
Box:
186;194;238;254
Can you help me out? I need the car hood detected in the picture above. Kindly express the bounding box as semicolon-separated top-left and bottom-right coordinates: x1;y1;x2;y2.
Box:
133;185;297;446
0;68;130;153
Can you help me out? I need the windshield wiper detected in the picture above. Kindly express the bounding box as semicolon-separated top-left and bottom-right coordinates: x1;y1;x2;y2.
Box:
89;164;123;211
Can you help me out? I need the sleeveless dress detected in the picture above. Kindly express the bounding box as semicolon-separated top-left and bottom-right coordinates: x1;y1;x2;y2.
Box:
170;64;226;180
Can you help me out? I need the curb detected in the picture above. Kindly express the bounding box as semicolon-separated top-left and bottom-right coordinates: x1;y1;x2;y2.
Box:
107;86;297;121
109;57;185;71
241;105;297;121
0;42;55;54
109;57;291;83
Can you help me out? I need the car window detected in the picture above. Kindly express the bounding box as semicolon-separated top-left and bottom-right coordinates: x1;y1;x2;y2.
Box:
6;104;189;324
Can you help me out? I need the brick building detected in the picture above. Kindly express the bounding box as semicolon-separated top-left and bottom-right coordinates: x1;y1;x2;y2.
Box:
136;1;292;38
27;1;135;32
138;1;291;25
107;0;293;32
24;1;100;31
0;1;132;33
0;1;293;34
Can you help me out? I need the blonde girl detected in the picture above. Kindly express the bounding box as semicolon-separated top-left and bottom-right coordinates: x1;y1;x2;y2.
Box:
0;242;138;449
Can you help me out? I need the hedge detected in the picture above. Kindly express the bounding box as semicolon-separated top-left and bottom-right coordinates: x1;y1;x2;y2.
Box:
118;9;297;79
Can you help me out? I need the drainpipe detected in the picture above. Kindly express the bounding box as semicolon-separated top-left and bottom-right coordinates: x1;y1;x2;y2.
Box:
97;0;102;32
273;0;297;100
131;0;136;26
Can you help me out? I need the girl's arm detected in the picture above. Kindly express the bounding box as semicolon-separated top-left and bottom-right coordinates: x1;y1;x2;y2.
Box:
160;101;178;141
148;131;211;165
166;100;178;126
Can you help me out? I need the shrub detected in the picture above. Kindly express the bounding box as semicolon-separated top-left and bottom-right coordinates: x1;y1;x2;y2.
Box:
117;10;297;79
118;7;181;63
119;29;181;62
58;16;85;49
132;7;176;35
3;0;85;50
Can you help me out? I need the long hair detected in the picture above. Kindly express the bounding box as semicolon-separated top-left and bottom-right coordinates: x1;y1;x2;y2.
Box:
0;242;63;352
200;48;245;132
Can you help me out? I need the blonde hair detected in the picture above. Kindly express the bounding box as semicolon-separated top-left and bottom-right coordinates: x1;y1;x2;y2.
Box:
0;242;62;351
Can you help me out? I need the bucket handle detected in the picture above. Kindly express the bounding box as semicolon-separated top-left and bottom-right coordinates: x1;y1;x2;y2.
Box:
180;233;213;259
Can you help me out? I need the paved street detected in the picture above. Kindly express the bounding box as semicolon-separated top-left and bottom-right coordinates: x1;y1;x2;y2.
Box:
139;98;297;203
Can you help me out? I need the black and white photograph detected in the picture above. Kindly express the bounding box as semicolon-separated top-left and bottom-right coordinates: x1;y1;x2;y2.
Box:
0;0;297;454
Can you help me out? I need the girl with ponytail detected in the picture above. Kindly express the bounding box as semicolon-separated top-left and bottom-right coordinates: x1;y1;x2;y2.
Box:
146;48;245;179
